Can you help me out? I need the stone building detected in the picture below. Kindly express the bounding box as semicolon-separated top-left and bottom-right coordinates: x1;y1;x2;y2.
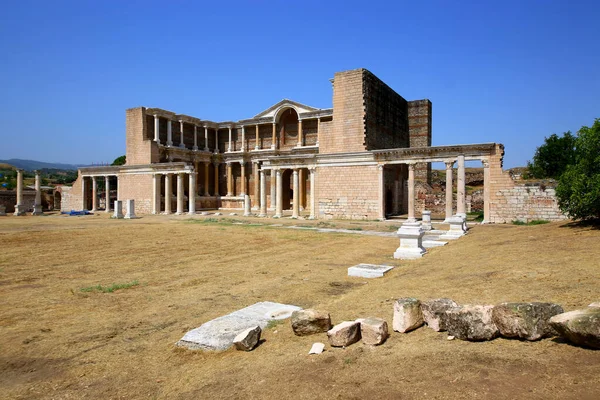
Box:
59;68;561;223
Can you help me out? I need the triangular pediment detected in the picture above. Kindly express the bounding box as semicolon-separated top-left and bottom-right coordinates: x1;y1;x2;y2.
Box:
253;99;319;119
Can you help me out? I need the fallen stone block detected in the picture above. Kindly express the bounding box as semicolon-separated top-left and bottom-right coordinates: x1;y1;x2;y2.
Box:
492;302;564;341
308;342;325;355
347;263;394;278
357;317;389;345
446;305;499;341
421;298;459;332
588;302;600;308
327;321;361;347
291;309;332;336
233;326;261;351
549;307;600;349
393;298;423;333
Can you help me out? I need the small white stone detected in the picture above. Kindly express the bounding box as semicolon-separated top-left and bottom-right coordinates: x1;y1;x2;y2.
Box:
308;342;325;355
447;335;455;340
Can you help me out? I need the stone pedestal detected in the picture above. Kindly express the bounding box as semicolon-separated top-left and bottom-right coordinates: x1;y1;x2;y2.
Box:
243;194;251;217
113;200;124;219
421;210;432;231
393;221;426;259
0;205;6;216
14;205;26;216
124;199;137;219
440;215;467;240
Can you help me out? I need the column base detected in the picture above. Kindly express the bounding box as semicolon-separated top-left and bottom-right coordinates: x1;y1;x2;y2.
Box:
13;205;26;216
259;212;267;217
33;205;43;216
192;146;198;151
179;144;186;149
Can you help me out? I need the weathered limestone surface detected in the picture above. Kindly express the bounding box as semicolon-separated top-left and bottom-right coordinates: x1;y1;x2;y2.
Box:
393;298;424;333
393;222;426;259
177;302;301;351
327;321;361;347
309;342;325;354
440;215;467;240
549;307;600;349
124;199;137;219
113;200;124;219
421;298;459;332
233;326;261;351
492;302;564;341
588;302;600;308
357;317;389;345
291;309;332;336
347;264;394;278
445;305;499;341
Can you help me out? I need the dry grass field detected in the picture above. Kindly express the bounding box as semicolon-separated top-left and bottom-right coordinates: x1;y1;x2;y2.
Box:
1;213;599;399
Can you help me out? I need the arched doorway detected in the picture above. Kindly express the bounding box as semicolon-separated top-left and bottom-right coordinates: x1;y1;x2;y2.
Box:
282;169;292;211
54;191;62;210
278;108;299;149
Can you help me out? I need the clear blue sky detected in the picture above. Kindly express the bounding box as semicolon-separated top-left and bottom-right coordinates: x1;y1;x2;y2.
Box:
1;0;598;168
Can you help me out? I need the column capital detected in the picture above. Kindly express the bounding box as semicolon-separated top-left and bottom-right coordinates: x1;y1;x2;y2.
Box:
444;160;454;169
377;164;384;171
407;163;416;171
482;159;490;168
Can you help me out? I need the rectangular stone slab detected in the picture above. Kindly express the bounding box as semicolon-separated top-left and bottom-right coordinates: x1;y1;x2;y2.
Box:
348;263;394;278
176;301;301;351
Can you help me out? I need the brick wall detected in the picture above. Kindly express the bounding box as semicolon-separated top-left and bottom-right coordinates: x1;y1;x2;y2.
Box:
0;191;35;213
316;165;380;219
126;107;159;165
408;100;433;183
118;174;154;214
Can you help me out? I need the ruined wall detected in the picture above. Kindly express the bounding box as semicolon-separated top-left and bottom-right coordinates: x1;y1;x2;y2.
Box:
59;177;83;212
363;70;409;151
118;174;154;214
0;191;35;213
126;107;159;165
316;165;380;219
408;100;433;183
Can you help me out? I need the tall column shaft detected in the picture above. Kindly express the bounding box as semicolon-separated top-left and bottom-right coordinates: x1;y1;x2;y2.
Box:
241;126;246;152
152;174;161;214
193;125;198;150
378;165;385;220
275;169;283;217
445;161;454;221
204;126;209;151
105;176;111;212
316;117;321;147
14;169;25;215
407;163;416;222
167;120;173;146
204;162;210;196
457;155;466;218
483;159;490;223
188;173;196;214
309;168;316;219
271;123;276;150
154;115;160;144
33;171;43;215
176;173;184;214
214;129;219;153
255;124;260;150
299;169;305;210
226;163;233;196
292;169;299;218
270;170;276;210
164;174;172;214
91;176;98;211
240;162;246;195
179;120;185;148
253;161;259;209
116;175;121;201
297;119;303;147
259;169;267;216
214;163;220;196
228;127;232;152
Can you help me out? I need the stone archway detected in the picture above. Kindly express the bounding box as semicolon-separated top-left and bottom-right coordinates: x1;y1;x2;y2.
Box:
278;108;299;148
54;191;62;210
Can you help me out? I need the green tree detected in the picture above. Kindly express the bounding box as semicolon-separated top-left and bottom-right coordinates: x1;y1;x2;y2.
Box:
556;119;600;220
526;132;576;179
111;155;126;166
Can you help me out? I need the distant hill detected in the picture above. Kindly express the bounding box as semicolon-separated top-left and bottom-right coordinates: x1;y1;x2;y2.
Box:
0;159;89;171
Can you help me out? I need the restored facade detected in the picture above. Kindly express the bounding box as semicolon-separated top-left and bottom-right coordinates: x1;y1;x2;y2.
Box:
60;68;543;223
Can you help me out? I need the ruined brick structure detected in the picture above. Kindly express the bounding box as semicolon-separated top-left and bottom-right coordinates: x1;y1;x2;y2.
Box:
60;68;561;222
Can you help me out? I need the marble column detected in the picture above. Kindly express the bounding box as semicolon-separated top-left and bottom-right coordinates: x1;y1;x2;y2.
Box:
259;169;267;217
316;117;321;147
152;174;161;214
275;169;282;218
253;161;259;209
204;126;209;151
407;163;416;222
299;169;305;210
204;162;210;196
167;120;173;147
241;126;246;152
444;160;454;222
240;161;246;195
214;128;219;153
116;175;120;201
228;126;232;152
164;174;172;214
104;176;111;212
255;124;260;150
188;173;196;214
270;170;276;210
91;176;98;212
271;123;276;150
193;125;198;151
13;169;25;215
214;162;220;196
457;155;466;218
33;170;43;215
309;167;316;219
179;120;185;148
176;173;185;215
226;162;233;196
297;119;303;147
193;162;200;195
292;169;299;218
378;165;385;220
482;159;490;224
153;115;160;144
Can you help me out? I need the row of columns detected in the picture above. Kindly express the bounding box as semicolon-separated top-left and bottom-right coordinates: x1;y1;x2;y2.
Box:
12;170;45;216
85;175;118;212
380;156;490;223
153;115;214;152
152;172;197;215
259;167;316;219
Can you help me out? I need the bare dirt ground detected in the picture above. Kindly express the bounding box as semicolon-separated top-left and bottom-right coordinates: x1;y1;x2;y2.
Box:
1;213;599;399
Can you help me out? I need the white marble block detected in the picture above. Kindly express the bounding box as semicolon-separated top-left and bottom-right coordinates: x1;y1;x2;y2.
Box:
124;199;137;219
440;215;467;240
421;210;432;231
348;264;394;278
393;221;426;259
243;194;251;216
113;200;124;219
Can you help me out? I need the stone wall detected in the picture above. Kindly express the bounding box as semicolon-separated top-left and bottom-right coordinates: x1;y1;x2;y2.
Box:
126;107;159;165
0;190;35;213
490;186;567;223
408;100;433;183
316;165;380;219
118;174;154;215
